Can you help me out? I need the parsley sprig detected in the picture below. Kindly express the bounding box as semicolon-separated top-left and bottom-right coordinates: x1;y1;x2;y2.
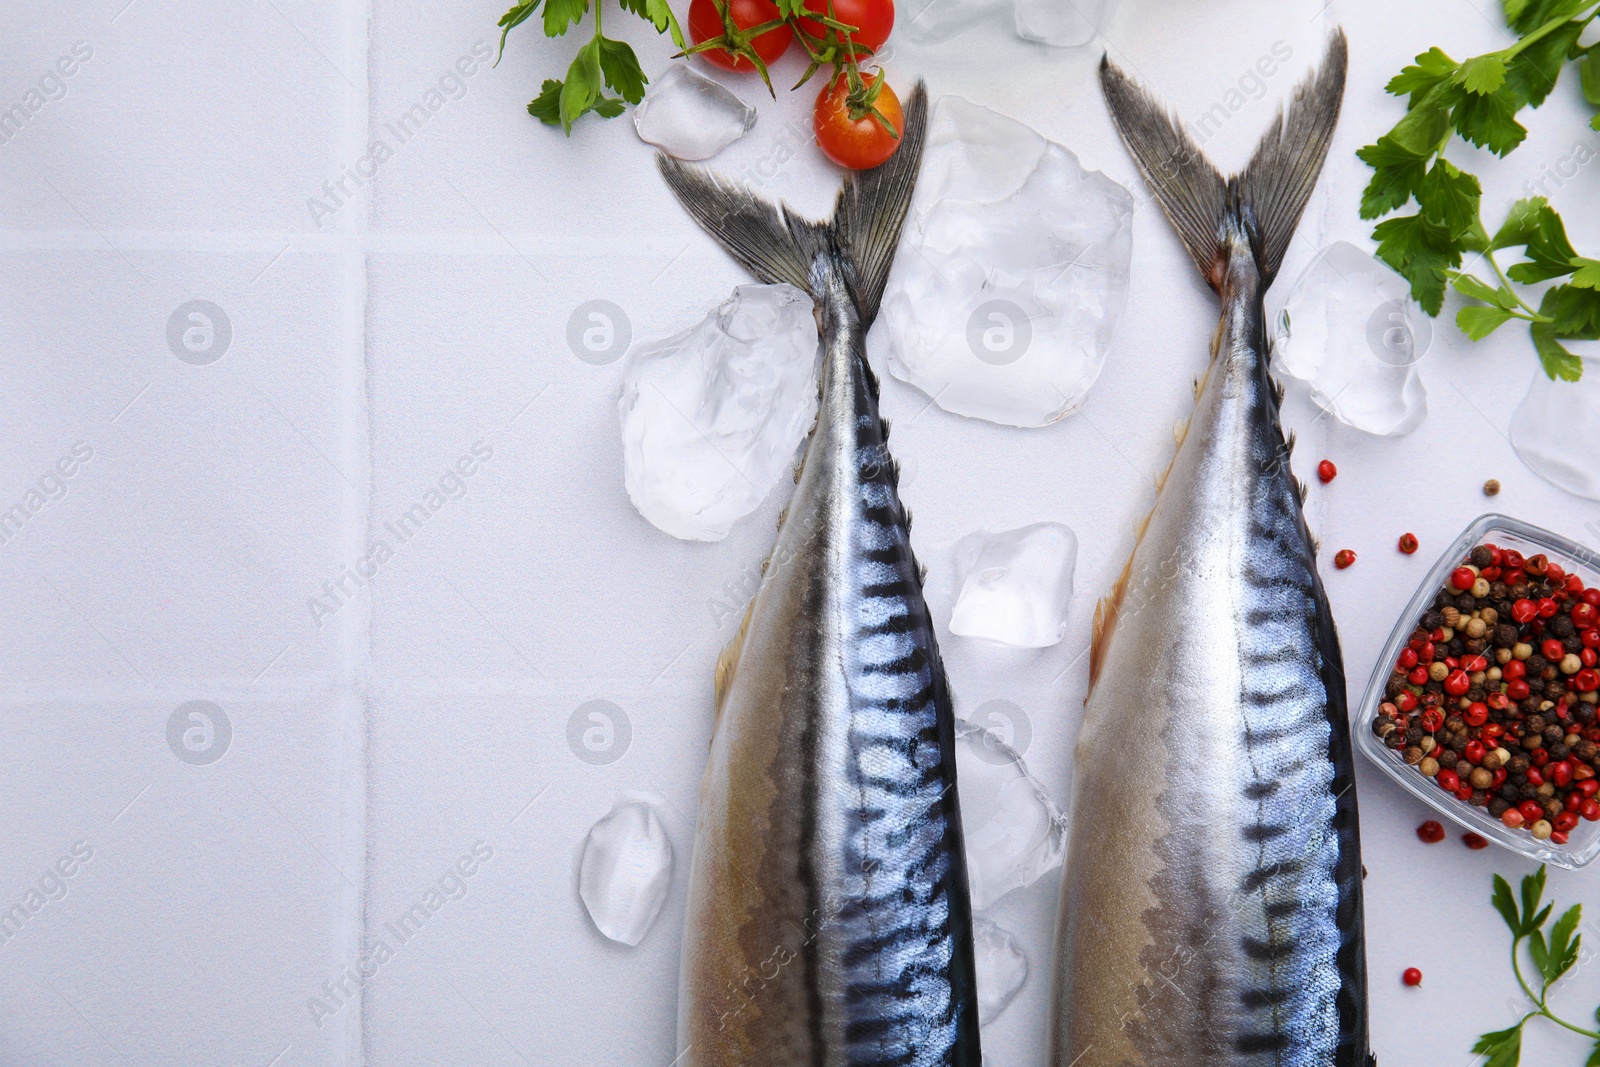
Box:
1475;866;1600;1067
495;0;685;133
1358;0;1600;381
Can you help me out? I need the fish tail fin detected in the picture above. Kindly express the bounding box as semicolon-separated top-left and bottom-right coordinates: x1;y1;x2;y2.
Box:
655;81;928;328
1099;30;1347;291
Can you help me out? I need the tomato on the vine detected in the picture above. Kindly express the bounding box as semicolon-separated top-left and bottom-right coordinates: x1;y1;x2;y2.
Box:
813;72;902;170
796;0;894;51
687;0;793;72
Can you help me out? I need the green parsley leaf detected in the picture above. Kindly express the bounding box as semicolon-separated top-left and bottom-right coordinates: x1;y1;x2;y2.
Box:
1532;319;1584;380
1451;87;1526;155
559;39;603;131
496;1;543;64
528;78;564;124
1492;874;1521;933
1418;158;1482;235
596;36;646;104
1587;1034;1600;1067
1504;0;1594;34
1582;50;1600;106
1357;136;1431;219
1574;258;1600;288
544;0;589;36
1458;305;1516;338
1521;868;1548;934
1389;89;1456;155
593;96;627;117
1473;1021;1524;1067
1490;197;1550;250
1546;283;1600;339
1374;212;1462;315
1544;904;1582;985
1503;20;1585;109
1457;54;1508;95
1387;47;1459;103
1450;271;1519;308
1507;206;1579;283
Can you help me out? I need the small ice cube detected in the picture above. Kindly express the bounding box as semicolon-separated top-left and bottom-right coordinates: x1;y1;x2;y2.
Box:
634;65;757;161
579;800;674;946
1509;353;1600;501
1012;0;1111;46
1272;242;1430;436
972;917;1028;1025
955;716;1068;908
949;523;1077;648
620;283;819;541
897;0;1004;43
866;97;1133;427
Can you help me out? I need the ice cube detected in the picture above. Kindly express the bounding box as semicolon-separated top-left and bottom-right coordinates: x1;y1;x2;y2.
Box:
949;523;1077;648
1012;0;1112;46
578;799;674;946
1509;353;1600;501
1271;242;1430;436
620;283;819;541
897;0;1005;44
972;917;1028;1025
866;96;1133;427
634;64;757;161
954;716;1068;908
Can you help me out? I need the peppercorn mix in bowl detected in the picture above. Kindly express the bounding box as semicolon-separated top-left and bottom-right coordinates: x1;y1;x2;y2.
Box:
1358;513;1600;870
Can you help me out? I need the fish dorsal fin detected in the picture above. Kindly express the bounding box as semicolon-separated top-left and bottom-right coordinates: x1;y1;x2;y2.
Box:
714;597;756;720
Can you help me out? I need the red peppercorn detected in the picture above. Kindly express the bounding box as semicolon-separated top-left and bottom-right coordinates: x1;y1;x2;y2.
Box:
1451;567;1476;591
1555;811;1580;833
1396;691;1418;713
1566;791;1584;812
1335;549;1357;570
1503;660;1526;680
1572;602;1597;628
1507;679;1531;701
1575;669;1600;693
1317;459;1336;483
1420;641;1436;662
1584;629;1600;649
1416;820;1445;843
1437;769;1460;792
1465;740;1486;764
1402;967;1422;987
1582;798;1600;822
1503;549;1526;570
1482;720;1504;739
1581;648;1597;668
1398;648;1418;670
1552;831;1570;844
1398;533;1419;554
1519;800;1544;823
1585;587;1600;606
1527;766;1545;786
1512;599;1538;623
1579;779;1600;798
1538;598;1559;619
1445;669;1470;696
1420;707;1444;732
1552;760;1575;787
1464;702;1489;727
1462;654;1489;672
1407;667;1428;685
1463;832;1489;850
1547;561;1565;583
1543;638;1566;662
1504;808;1526;828
1456;783;1474;801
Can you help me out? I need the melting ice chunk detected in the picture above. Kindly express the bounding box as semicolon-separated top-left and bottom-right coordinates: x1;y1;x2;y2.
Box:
949;523;1077;648
634;64;757;161
1013;0;1112;46
973;917;1028;1025
1509;354;1600;501
620;284;819;541
579;800;674;946
1272;242;1429;436
954;716;1068;908
898;0;1112;45
866;97;1133;427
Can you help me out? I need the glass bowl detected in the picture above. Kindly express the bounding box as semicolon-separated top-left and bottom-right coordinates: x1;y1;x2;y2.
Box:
1355;513;1600;870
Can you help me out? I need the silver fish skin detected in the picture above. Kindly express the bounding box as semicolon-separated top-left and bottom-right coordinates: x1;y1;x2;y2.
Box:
1051;34;1373;1067
657;84;984;1067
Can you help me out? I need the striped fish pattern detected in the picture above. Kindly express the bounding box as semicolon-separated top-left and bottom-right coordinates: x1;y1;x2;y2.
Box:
659;85;983;1067
1050;35;1374;1067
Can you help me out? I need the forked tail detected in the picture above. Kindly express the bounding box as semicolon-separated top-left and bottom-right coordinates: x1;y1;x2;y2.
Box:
1099;32;1347;292
655;81;928;328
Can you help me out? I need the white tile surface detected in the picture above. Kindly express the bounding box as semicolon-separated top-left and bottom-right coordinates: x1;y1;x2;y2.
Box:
3;0;1600;1064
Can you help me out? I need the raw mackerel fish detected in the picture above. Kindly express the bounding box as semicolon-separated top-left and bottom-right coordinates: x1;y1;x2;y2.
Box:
659;84;983;1067
1050;34;1374;1067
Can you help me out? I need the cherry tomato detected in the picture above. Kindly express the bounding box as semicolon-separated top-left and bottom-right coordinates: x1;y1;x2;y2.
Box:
688;0;793;72
813;73;903;170
797;0;894;50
